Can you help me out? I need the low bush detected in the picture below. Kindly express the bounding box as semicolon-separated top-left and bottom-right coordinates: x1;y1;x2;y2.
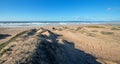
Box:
111;28;120;30
87;26;105;28
101;31;114;35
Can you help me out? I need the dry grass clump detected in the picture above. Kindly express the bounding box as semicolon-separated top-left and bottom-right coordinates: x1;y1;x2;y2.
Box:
52;27;63;31
101;31;114;35
79;30;86;34
0;47;13;56
68;28;75;32
58;28;63;31
0;31;27;52
86;33;96;37
63;26;69;29
75;27;82;31
91;30;98;32
111;27;120;30
52;27;56;30
86;26;105;28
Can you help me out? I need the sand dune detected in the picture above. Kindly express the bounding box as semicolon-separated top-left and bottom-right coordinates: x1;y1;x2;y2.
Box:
0;25;120;64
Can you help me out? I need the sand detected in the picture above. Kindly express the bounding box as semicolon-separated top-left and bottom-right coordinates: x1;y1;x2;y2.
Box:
0;24;120;64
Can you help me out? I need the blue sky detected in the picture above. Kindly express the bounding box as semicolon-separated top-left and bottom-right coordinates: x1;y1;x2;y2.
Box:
0;0;120;21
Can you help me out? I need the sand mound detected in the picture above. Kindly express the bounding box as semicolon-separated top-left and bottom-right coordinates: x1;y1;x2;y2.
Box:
1;25;120;64
0;28;101;64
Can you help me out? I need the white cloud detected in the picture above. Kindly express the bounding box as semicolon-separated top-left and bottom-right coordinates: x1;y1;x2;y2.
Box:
107;8;112;11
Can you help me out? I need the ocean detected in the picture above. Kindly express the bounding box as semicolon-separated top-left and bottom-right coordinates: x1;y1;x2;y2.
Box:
0;21;119;27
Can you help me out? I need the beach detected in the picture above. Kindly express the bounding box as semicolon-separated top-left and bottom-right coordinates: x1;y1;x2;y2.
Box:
0;24;120;64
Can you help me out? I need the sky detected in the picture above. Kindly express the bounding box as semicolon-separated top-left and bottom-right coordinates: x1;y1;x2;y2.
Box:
0;0;120;21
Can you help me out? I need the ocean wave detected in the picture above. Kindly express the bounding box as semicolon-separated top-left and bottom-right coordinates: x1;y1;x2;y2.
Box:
0;21;107;27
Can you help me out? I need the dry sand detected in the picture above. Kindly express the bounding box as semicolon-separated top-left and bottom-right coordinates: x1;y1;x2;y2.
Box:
0;24;120;64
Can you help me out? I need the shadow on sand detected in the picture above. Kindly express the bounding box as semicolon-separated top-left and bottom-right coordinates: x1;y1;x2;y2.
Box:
0;34;11;40
26;30;101;64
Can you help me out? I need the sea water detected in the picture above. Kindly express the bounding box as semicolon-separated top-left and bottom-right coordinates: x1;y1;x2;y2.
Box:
0;21;119;27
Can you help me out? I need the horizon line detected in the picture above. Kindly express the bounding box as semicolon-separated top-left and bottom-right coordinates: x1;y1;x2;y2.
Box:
0;20;119;22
